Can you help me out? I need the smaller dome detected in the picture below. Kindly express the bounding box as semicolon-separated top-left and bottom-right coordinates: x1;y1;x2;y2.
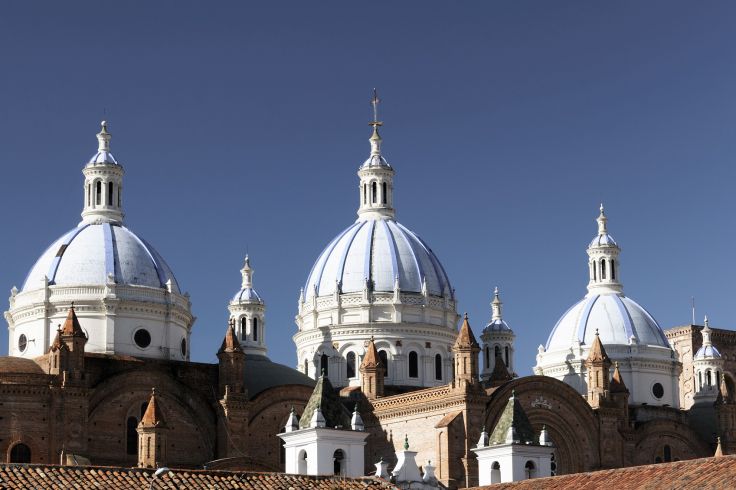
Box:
362;153;390;169
484;318;512;333
232;287;262;303
589;233;617;248
695;344;721;360
87;150;119;166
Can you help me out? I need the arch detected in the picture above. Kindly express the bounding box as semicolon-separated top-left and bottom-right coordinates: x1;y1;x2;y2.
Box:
333;449;345;475
108;182;113;205
378;350;389;377
484;346;490;371
253;317;258;342
601;259;607;279
126;416;138;455
524;460;536;479
409;351;419;378
298;449;308;475
611;260;616;280
504;346;509;367
490;461;501;483
698;371;702;391
117;186;121;207
435;354;443;380
9;443;31;463
87;183;91;206
706;370;712;387
240;317;247;341
592;262;597;281
663;444;672;462
382;182;387;204
494;345;501;363
95;180;102;205
320;353;329;377
372;181;377;203
363;184;367;205
346;351;356;379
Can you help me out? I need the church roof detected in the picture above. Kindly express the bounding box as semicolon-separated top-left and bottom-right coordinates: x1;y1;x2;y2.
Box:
489;392;536;445
298;374;351;430
0;464;397;489
243;354;315;399
470;455;736;490
610;363;629;394
361;337;381;369
61;305;86;338
219;323;243;354
586;331;610;364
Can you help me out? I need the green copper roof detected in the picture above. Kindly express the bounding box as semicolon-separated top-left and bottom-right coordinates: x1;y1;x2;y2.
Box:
299;375;351;430
489;392;536;445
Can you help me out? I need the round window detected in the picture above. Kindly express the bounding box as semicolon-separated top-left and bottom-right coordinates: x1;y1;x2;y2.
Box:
133;329;151;349
18;334;27;353
180;338;187;357
652;382;664;399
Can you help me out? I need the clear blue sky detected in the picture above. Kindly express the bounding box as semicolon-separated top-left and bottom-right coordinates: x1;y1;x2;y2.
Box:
1;2;735;374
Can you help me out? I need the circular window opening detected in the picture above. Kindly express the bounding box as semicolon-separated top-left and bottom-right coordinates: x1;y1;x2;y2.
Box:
134;329;151;349
18;334;27;353
180;338;187;357
652;382;664;399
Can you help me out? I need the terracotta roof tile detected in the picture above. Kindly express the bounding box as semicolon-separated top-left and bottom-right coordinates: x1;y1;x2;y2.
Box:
470;455;736;490
61;305;86;338
586;331;610;364
610;362;628;393
361;337;381;369
218;322;244;354
139;389;167;428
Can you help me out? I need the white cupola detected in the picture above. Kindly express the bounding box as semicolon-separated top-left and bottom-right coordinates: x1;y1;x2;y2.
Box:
81;121;125;225
587;204;622;295
480;287;516;380
693;316;724;403
228;255;267;356
357;89;395;221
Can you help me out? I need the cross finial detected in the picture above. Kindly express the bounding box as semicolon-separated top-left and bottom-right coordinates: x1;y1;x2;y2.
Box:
370;88;383;128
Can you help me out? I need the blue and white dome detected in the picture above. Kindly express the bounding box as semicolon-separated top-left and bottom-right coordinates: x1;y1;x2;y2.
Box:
22;223;179;293
304;219;452;298
232;287;262;303
545;293;669;351
694;344;721;360
484;318;512;333
231;256;262;303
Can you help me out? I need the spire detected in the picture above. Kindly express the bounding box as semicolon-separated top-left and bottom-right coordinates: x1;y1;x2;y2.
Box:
491;286;502;321
702;315;713;347
241;255;253;289
597;203;607;235
61;304;86;339
488;352;513;387
455;313;480;349
610;362;629;393
369;88;383;156
361;336;381;369
218;320;243;354
96;120;111;153
720;375;732;404
715;437;724;457
140;388;167;428
586;329;611;364
489;391;536;445
299;374;351;430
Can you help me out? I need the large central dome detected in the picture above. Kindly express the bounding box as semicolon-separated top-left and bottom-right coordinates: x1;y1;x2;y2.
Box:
294;94;459;390
304;219;452;298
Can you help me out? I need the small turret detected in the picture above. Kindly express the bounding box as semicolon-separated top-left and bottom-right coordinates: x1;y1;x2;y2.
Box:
480;287;516;381
585;330;612;409
453;314;480;389
217;320;245;396
81;121;125;225
360;337;384;399
137;388;168;468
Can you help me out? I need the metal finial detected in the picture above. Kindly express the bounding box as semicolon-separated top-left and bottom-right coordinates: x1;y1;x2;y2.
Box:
370;88;383;128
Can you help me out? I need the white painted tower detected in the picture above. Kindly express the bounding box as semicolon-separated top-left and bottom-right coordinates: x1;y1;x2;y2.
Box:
228;255;267;356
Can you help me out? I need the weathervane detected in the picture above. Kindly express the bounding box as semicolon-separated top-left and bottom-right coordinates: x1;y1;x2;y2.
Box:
370;88;382;127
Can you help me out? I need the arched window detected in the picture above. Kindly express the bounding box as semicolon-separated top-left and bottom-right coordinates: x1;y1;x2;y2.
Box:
382;182;387;204
333;449;345;475
108;182;113;205
490;461;501;484
611;260;616;280
9;443;31;463
126;417;138;455
655;456;662;464
346;352;356;378
435;354;443;380
96;181;102;205
304;358;309;376
320;354;329;377
117;187;121;207
484;346;490;370
378;350;389;377
504;346;509;367
593;262;597;281
252;318;258;342
298;450;308;475
372;182;377;203
494;345;501;363
698;371;702;390
87;184;91;206
241;317;247;341
363;184;367;204
601;259;607;279
524;461;536;479
664;445;672;462
707;370;712;387
409;351;419;378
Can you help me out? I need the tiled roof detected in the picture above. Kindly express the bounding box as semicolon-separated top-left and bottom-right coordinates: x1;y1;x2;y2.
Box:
470;455;736;490
218;322;243;354
361;337;381;369
455;313;479;349
140;389;166;428
0;464;398;489
61;305;86;338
